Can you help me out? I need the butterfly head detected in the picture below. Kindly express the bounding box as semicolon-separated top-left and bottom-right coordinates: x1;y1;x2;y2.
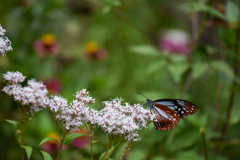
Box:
146;99;155;110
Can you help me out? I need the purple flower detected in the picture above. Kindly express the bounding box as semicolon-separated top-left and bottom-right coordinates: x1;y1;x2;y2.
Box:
159;30;189;55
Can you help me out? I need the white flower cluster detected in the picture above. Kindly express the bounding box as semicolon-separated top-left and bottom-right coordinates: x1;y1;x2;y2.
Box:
98;98;156;143
2;71;156;144
2;71;48;115
43;89;96;130
3;71;26;84
0;24;12;56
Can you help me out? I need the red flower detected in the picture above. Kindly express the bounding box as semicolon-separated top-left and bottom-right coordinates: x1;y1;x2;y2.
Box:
42;78;62;95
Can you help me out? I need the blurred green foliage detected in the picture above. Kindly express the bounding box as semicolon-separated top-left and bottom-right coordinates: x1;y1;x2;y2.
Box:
0;0;240;159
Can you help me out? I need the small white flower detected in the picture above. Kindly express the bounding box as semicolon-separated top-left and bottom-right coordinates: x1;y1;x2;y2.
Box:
0;24;12;56
98;98;155;143
3;71;26;84
2;72;48;115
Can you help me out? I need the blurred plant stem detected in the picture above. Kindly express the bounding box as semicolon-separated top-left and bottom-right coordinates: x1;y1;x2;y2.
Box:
181;0;217;94
89;126;94;160
118;142;131;160
219;26;240;143
200;127;208;160
17;102;30;160
56;129;70;160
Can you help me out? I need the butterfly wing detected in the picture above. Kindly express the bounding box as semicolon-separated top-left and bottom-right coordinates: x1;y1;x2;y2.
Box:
154;99;198;119
151;103;180;131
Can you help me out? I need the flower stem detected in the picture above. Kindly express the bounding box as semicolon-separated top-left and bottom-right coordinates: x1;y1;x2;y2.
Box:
200;127;208;160
56;130;70;160
105;137;124;157
102;136;114;160
90;126;94;160
118;143;131;160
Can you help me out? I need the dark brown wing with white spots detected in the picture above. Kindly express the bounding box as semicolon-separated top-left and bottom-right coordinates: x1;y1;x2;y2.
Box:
151;103;180;131
154;99;198;119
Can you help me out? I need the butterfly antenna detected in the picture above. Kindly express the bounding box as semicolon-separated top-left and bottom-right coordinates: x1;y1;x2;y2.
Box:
135;92;148;99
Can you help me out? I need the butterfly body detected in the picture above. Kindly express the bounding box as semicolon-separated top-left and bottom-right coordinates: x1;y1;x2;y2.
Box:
146;98;198;131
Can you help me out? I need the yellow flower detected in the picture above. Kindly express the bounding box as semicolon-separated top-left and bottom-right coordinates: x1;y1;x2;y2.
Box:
46;131;59;143
85;41;99;53
41;33;56;46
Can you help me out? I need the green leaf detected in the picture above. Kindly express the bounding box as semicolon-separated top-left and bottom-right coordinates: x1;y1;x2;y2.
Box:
21;145;32;160
152;156;166;160
40;150;53;160
187;114;208;128
226;1;239;23
167;130;199;152
211;61;234;80
147;60;166;74
39;137;59;146
179;1;208;13
168;63;190;83
63;133;86;145
99;146;114;160
91;140;98;144
208;7;227;20
128;150;147;160
193;62;209;79
180;1;227;20
178;151;204;160
5;119;19;128
129;45;160;56
102;6;112;13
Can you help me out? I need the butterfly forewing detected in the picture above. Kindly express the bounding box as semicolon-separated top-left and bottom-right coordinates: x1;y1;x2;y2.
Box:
154;99;198;119
151;103;180;131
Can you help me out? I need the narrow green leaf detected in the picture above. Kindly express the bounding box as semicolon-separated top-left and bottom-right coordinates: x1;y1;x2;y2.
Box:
5;119;19;128
39;137;59;146
40;150;53;160
91;140;98;144
21;145;32;160
226;1;239;23
63;133;86;145
129;45;160;56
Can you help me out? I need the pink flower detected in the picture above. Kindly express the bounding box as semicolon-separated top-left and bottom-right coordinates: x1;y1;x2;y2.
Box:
34;33;60;57
42;78;62;94
71;128;90;148
159;30;189;55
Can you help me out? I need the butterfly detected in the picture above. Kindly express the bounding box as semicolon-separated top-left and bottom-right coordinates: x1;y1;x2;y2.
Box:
137;93;198;131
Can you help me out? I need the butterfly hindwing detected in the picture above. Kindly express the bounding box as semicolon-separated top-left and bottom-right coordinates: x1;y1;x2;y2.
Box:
151;103;180;131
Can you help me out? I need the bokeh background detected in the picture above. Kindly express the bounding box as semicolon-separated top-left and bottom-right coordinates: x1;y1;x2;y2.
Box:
0;0;240;159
